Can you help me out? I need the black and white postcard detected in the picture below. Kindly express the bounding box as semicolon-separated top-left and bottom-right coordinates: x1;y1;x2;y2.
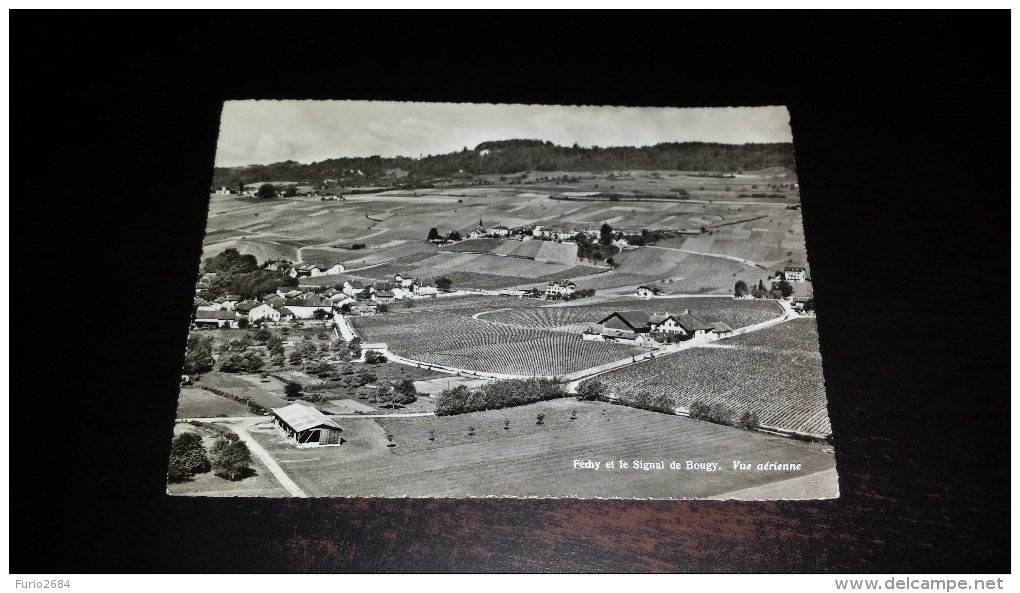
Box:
168;101;837;500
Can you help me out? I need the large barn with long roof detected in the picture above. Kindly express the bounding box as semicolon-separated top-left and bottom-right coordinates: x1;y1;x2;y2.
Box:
270;403;344;446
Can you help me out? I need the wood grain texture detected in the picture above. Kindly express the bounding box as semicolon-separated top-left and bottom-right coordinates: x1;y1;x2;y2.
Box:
11;12;1007;573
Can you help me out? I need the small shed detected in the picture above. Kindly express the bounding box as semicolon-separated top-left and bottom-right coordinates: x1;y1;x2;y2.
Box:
270;403;344;446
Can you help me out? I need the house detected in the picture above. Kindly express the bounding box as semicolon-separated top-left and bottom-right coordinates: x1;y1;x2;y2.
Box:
294;264;321;278
373;290;396;303
270;403;344;446
597;311;652;334
491;225;511;237
193;309;238;328
393;274;415;288
321;263;345;275
600;328;647;346
194;297;211;308
413;278;438;296
671;313;714;340
342;280;368;298
279;296;331;319
277;287;303;298
350;302;378;316
263;294;285;307
248;303;281;323
581;324;604;341
234;300;259;315
278;307;296;321
709;321;733;337
467;226;487;239
636;285;655;298
784;266;807;282
545;280;576;297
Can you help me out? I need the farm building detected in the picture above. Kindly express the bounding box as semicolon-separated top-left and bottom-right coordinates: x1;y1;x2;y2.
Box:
636;285;655;298
598;311;652;334
601;328;647;346
193;309;238;328
270;403;344;446
710;321;734;337
653;313;713;341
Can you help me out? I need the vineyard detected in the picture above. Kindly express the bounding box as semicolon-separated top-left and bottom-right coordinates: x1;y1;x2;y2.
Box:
596;318;830;436
476;296;782;331
351;308;644;376
440;238;509;253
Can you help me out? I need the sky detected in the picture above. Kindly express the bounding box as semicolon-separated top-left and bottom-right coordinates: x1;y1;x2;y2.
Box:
214;101;792;168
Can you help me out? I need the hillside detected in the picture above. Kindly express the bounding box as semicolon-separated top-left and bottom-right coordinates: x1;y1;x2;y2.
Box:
211;140;796;189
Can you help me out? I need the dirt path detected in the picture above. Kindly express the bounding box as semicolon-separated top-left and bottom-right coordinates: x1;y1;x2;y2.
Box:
223;419;308;498
647;244;766;270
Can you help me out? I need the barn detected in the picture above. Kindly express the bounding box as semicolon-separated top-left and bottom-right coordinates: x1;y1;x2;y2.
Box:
270;403;345;446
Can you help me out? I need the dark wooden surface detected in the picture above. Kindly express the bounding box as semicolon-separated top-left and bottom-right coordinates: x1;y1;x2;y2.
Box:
12;12;1008;573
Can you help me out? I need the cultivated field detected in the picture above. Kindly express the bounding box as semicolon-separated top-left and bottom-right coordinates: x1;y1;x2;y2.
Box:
200;171;806;296
477;296;783;332
597;318;830;437
352;310;644;376
262;398;837;498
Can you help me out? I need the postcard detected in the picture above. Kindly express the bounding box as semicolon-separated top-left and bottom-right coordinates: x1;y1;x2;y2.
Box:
168;100;837;500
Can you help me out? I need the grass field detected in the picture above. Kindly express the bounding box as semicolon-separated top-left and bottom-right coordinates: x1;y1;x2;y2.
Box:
264;398;836;498
167;422;289;497
597;318;831;436
175;387;256;419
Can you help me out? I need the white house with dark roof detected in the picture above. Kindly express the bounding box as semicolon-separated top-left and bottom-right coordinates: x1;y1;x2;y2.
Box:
545;280;576;297
248;303;281;323
491;225;511;237
784;266;807;282
413;278;438;296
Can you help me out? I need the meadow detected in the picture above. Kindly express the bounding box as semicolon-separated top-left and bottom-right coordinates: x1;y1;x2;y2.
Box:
271;398;837;498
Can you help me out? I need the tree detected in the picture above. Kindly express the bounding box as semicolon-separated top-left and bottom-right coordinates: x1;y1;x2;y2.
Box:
182;334;215;374
377;304;389;313
210;435;253;481
167;432;211;482
599;223;614;245
436;277;453;291
447;230;462;241
393;379;418;404
777;279;794;298
427;227;440;241
256;184;277;199
576;378;607;401
364;350;387;364
219;351;265;373
734;280;749;298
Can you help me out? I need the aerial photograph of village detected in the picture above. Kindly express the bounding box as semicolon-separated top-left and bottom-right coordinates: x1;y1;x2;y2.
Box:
167;101;837;500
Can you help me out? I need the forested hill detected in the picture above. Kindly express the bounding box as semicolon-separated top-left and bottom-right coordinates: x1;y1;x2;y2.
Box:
211;140;795;188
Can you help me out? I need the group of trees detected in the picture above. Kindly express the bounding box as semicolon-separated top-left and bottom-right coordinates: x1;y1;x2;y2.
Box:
427;227;463;242
198;249;298;300
183;334;215;375
575;379;673;415
736;277;794;299
575;230;620;263
688;400;760;430
212;141;796;188
167;429;254;483
435;378;566;416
